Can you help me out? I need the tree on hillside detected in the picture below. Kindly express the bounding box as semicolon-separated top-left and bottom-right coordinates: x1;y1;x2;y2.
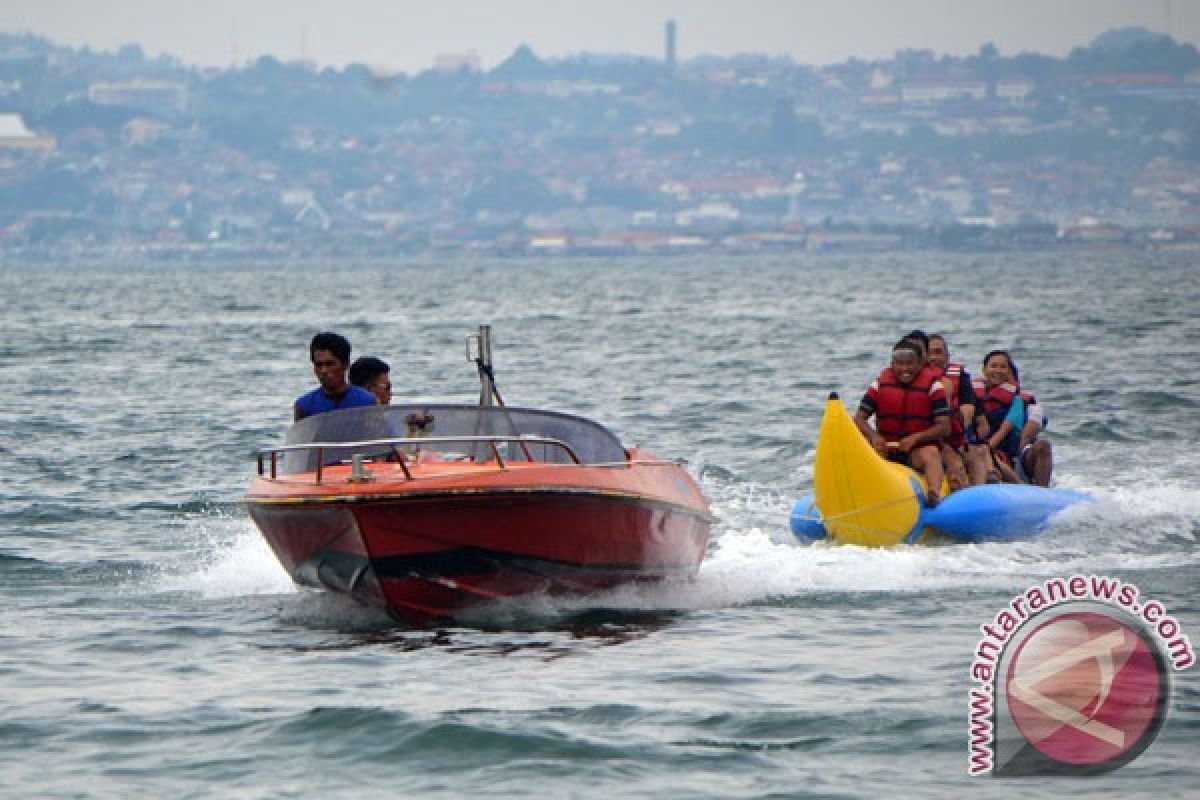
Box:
490;45;550;81
1068;30;1200;75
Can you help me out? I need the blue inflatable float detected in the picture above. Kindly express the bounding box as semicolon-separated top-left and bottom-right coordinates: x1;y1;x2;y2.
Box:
790;483;1092;544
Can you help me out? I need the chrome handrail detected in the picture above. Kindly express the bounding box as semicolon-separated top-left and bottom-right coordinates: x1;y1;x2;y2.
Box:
256;434;584;481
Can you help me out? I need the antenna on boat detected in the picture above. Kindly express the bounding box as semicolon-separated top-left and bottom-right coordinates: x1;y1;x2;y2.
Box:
467;324;534;461
468;324;497;407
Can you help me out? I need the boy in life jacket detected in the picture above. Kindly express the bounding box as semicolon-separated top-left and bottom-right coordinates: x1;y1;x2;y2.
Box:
854;338;952;507
927;334;992;487
972;350;1053;486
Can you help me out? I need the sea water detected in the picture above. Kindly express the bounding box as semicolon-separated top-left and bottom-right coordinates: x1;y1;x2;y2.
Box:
1;252;1197;798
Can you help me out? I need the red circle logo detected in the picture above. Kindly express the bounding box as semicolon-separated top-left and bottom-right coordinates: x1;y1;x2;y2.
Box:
1005;611;1165;767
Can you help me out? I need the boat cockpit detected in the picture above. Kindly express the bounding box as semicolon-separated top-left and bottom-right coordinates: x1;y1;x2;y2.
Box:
260;403;629;478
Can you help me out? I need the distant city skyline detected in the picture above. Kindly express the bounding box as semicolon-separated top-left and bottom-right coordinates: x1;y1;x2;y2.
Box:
1;1;1198;74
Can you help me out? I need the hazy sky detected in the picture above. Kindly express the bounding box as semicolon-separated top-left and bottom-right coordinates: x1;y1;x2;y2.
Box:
2;1;1197;73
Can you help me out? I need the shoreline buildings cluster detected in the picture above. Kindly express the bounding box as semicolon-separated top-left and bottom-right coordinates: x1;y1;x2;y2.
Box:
2;24;1199;260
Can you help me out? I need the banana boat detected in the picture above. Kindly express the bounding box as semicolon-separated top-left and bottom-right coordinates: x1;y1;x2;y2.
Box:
790;393;1090;546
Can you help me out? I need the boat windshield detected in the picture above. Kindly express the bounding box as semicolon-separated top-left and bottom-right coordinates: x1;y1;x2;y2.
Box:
278;404;628;474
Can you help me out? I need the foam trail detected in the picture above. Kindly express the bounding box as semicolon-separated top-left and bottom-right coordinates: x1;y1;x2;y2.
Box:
668;471;1200;613
155;517;295;599
148;474;1197;624
459;530;1030;625
1101;483;1200;518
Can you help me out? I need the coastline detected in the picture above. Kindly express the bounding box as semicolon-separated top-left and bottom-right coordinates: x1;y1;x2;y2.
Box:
3;222;1196;266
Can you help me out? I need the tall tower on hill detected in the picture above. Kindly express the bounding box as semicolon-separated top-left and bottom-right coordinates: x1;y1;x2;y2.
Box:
665;19;677;69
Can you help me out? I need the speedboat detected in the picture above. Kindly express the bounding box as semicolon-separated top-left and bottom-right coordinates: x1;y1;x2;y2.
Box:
244;327;714;623
789;393;1090;546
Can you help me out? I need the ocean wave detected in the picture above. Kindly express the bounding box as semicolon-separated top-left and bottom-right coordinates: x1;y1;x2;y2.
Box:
1064;418;1136;442
0;552;153;587
1125;389;1199;411
128;498;241;515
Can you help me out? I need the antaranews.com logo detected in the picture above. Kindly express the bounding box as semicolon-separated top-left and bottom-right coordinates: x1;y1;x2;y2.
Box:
968;574;1194;776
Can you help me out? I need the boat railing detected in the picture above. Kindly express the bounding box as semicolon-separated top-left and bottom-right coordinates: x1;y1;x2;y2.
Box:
257;434;583;483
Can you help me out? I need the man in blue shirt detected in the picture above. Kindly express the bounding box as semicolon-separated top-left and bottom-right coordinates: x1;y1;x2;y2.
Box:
293;332;378;421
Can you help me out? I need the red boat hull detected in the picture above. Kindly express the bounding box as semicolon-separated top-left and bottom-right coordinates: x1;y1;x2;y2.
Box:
245;455;713;623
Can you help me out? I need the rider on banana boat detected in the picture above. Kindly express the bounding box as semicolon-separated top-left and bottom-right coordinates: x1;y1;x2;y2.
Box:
902;330;966;487
973;350;1054;486
1008;359;1053;487
901;330;971;491
903;329;930;357
854;338;952;508
927;334;992;488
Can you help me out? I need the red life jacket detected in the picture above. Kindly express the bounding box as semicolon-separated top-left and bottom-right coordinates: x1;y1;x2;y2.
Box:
939;363;968;447
972;378;1022;456
972;378;1016;415
942;363;965;405
874;365;940;442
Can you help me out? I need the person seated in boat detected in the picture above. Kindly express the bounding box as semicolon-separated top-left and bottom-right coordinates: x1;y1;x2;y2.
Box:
349;354;437;457
972;350;1053;486
1009;360;1054;487
348;353;422;461
294;332;379;421
854;339;952;507
900;330;970;490
349;356;393;406
927;334;991;488
901;330;931;365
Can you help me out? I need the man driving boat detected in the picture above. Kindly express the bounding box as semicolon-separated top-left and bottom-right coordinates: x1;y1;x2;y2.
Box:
294;332;378;421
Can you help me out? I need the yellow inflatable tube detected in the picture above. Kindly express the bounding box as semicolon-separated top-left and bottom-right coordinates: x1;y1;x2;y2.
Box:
812;393;934;547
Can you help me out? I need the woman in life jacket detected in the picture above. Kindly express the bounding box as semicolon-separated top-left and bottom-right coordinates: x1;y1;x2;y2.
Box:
972;350;1021;481
854;339;953;507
